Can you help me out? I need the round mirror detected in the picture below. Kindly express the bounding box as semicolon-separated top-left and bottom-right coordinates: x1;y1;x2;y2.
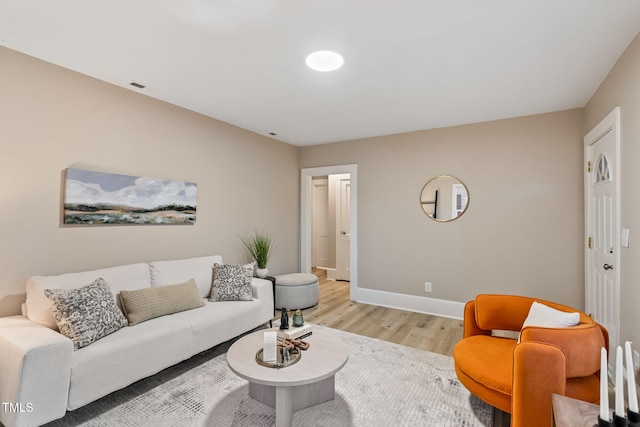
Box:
420;175;469;222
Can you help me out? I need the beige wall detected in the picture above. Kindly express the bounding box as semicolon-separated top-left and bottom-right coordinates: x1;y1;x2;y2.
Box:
301;109;585;307
584;32;640;348
3;34;631;324
0;46;300;316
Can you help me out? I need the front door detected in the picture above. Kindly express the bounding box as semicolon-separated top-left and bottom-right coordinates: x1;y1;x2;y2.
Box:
585;107;620;355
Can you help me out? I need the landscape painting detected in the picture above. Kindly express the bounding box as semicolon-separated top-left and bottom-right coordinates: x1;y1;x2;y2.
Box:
64;168;197;225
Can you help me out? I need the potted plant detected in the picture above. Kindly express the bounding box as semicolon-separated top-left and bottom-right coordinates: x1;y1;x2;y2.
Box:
240;229;274;278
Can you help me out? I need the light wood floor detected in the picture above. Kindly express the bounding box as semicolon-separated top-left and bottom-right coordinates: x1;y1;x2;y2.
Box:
282;269;511;427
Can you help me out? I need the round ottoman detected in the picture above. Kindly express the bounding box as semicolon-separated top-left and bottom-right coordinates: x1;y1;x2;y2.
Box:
274;273;319;310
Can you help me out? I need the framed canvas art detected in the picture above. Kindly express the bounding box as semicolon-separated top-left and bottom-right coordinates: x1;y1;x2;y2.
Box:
63;168;197;225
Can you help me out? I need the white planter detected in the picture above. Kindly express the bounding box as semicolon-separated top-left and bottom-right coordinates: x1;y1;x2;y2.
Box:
256;268;269;278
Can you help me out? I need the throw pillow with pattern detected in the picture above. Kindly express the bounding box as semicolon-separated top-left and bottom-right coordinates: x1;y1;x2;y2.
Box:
209;263;255;302
44;278;128;350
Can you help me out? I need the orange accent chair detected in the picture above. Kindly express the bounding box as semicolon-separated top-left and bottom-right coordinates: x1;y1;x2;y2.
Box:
453;294;609;427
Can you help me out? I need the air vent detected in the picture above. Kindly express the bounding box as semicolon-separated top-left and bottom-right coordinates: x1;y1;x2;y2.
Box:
129;82;145;89
269;132;277;136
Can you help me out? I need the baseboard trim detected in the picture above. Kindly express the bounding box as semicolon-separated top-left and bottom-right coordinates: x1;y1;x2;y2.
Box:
355;287;465;320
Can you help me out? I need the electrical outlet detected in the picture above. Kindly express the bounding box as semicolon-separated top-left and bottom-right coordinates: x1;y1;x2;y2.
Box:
634;350;639;370
424;282;432;292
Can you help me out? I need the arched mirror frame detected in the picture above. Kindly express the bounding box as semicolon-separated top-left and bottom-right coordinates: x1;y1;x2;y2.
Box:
419;175;470;222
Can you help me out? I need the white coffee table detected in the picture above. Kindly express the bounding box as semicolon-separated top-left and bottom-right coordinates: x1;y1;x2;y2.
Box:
227;328;349;427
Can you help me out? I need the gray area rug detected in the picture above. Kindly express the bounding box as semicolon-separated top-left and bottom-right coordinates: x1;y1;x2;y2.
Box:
45;325;492;426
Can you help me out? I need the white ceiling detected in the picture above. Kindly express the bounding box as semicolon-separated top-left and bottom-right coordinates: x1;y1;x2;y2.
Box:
1;1;640;146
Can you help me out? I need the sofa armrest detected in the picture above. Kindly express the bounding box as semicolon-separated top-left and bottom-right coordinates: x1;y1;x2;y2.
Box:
512;341;566;427
0;316;73;427
251;278;274;323
520;323;605;378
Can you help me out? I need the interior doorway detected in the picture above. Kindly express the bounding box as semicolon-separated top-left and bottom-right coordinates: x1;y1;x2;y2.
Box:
310;174;351;281
301;165;358;301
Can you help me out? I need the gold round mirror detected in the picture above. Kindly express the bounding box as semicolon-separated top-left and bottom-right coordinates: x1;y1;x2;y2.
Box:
420;175;469;222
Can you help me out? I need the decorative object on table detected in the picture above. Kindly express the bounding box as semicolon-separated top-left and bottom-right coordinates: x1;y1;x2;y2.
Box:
283;324;313;340
600;342;640;427
615;345;626;425
63;168;197;225
292;309;304;327
263;331;278;364
600;347;613;426
255;345;301;368
626;342;640;427
279;307;289;330
278;336;310;351
239;229;274;278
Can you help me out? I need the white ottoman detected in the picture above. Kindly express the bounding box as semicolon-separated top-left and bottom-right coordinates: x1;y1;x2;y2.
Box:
274;273;319;310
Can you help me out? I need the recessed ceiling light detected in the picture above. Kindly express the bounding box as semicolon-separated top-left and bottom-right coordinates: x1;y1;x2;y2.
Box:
305;50;344;72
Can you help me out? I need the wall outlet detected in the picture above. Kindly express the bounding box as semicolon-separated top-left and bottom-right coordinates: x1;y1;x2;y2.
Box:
634;350;639;370
424;282;432;292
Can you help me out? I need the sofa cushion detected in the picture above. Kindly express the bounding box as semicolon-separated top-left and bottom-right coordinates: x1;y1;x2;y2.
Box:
26;263;151;329
44;278;128;350
454;335;516;413
149;255;223;298
118;279;205;326
210;263;254;302
173;299;264;354
68;315;192;410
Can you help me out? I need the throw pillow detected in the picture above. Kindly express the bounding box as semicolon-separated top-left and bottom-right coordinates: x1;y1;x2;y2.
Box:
119;279;205;326
209;263;255;302
519;301;580;342
44;278;128;350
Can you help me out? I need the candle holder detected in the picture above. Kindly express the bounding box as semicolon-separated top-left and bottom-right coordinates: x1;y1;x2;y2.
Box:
597;415;614;427
628;409;640;427
614;413;628;427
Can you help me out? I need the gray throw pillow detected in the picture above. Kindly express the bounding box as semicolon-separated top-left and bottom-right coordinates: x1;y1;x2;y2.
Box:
44;278;128;350
210;263;254;302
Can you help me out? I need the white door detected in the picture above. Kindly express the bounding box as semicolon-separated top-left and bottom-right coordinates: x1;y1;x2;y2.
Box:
312;178;329;268
585;107;620;355
336;178;351;281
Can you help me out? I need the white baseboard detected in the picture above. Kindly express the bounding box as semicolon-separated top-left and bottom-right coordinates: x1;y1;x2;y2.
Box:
355;287;465;320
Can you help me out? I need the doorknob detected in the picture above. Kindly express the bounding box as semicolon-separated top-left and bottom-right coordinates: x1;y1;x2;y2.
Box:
341;231;347;235
603;264;614;270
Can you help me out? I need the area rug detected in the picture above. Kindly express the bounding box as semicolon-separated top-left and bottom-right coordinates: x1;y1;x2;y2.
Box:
45;325;492;426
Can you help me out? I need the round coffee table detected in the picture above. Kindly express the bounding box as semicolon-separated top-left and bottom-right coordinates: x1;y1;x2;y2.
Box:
227;328;348;427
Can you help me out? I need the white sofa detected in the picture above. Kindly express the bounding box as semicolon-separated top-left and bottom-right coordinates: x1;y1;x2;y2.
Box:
0;255;274;427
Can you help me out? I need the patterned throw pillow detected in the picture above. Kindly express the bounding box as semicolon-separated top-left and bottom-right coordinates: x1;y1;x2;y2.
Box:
44;278;128;350
209;263;255;302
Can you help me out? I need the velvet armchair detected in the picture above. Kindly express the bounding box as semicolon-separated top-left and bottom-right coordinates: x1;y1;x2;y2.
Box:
453;294;608;427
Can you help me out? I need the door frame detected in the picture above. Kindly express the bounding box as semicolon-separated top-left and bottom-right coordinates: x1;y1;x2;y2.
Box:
584;106;621;349
301;164;358;300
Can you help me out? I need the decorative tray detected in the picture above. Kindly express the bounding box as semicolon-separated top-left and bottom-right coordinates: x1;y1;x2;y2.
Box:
255;345;301;368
